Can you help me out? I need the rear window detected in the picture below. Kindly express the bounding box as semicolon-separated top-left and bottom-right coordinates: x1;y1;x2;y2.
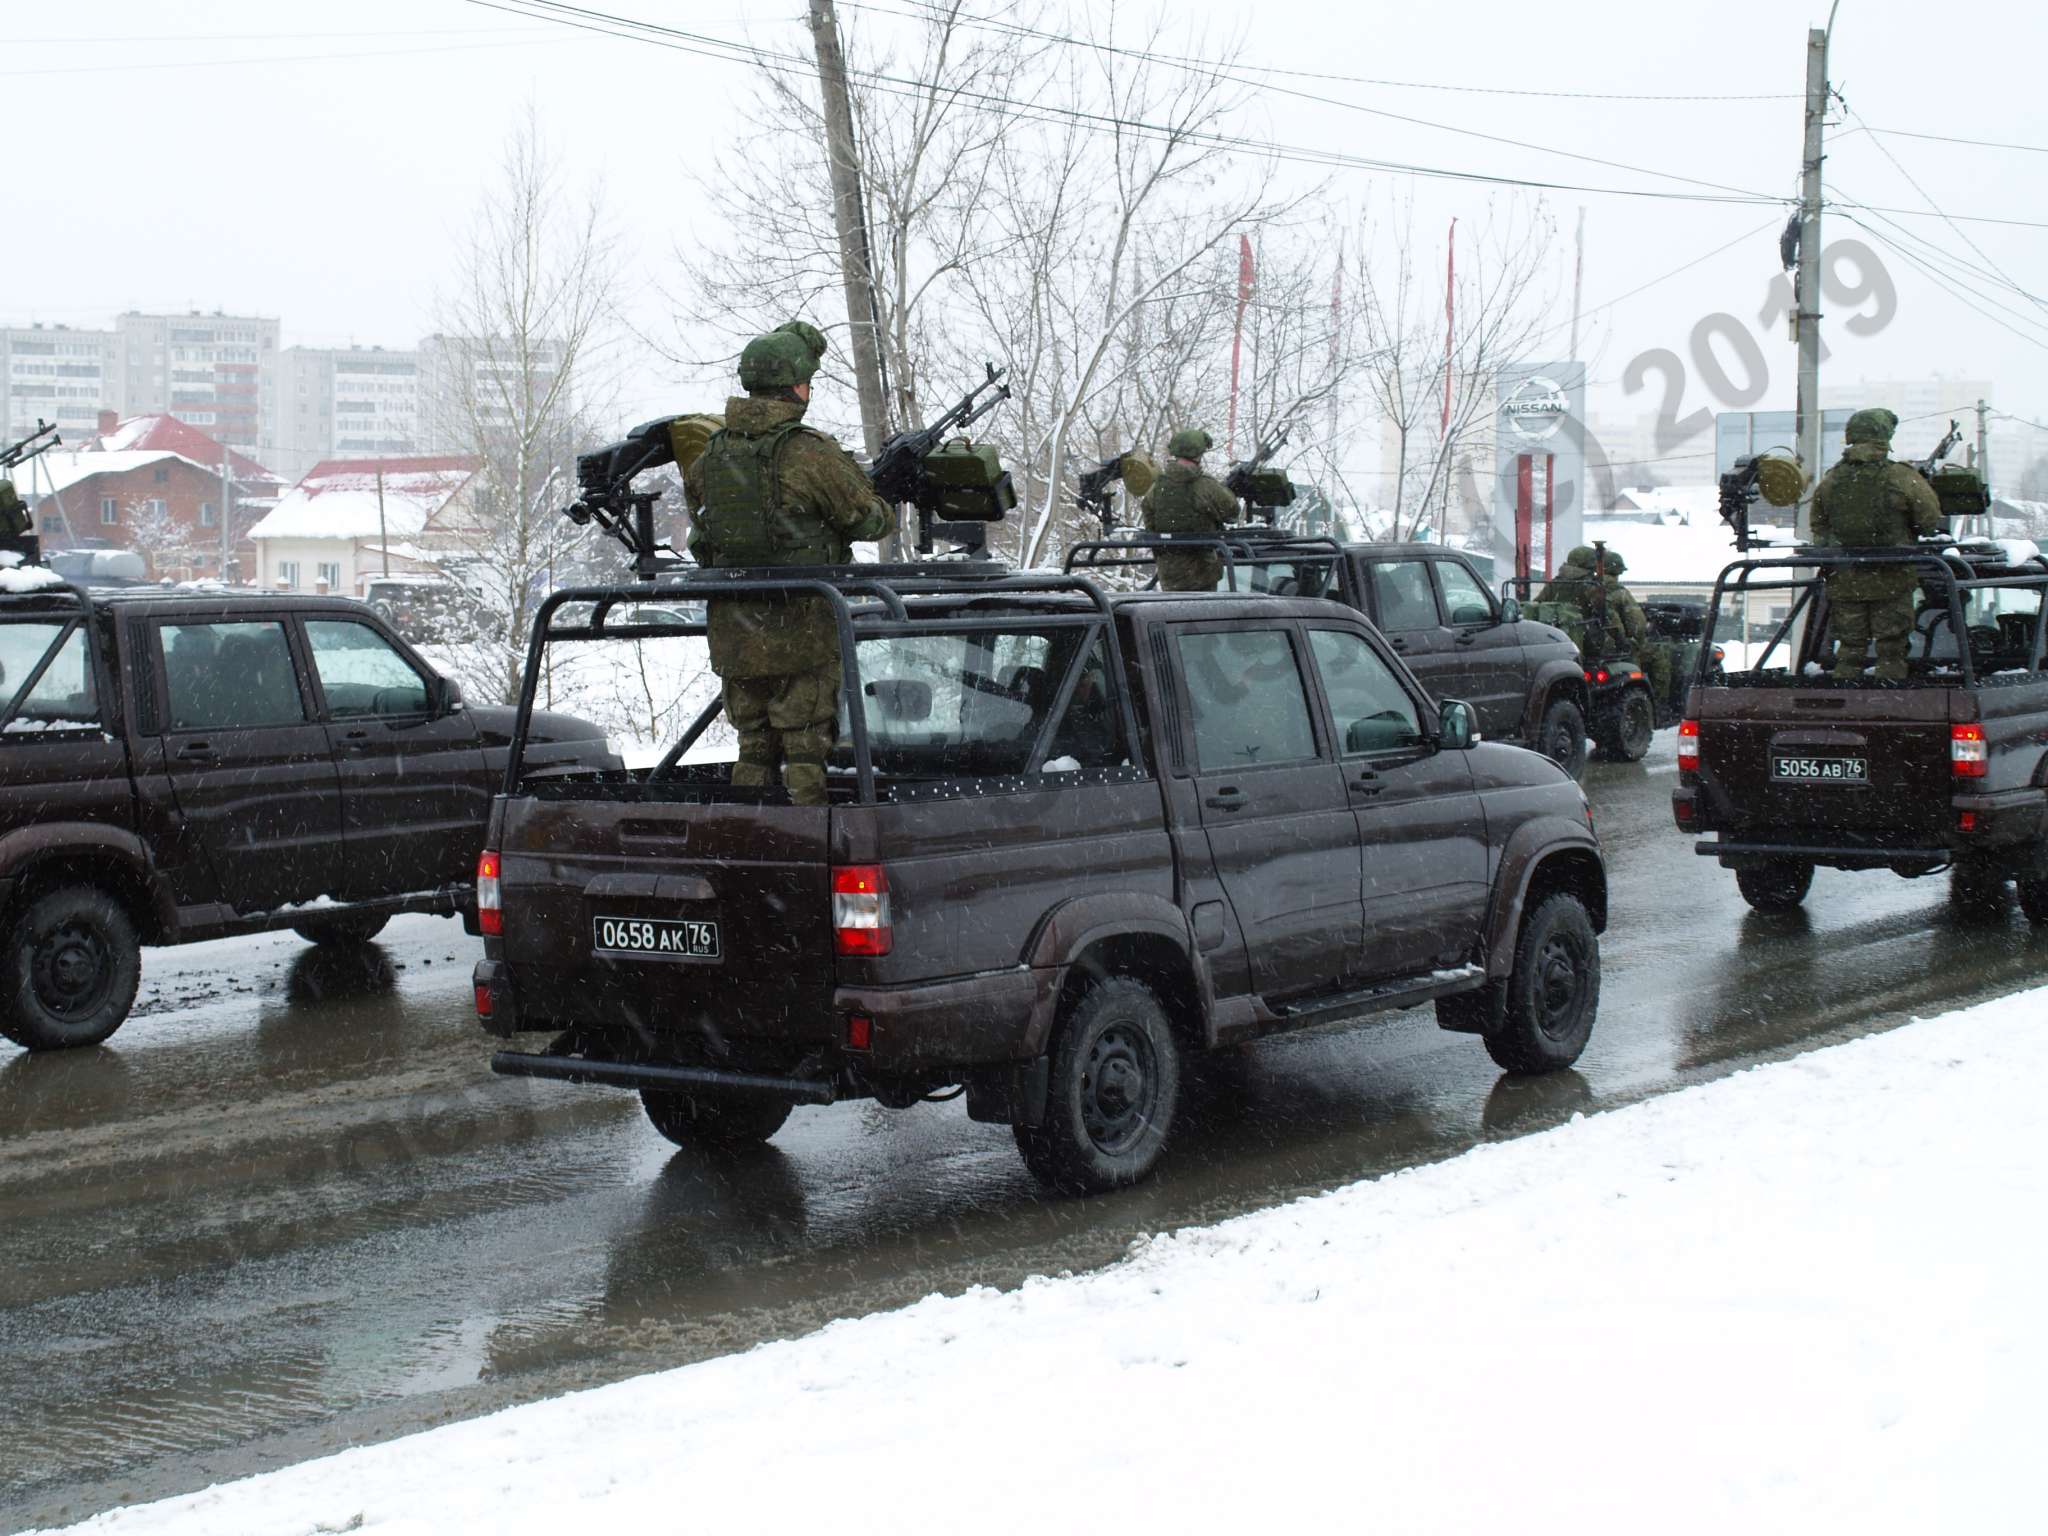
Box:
0;621;102;734
851;625;1125;779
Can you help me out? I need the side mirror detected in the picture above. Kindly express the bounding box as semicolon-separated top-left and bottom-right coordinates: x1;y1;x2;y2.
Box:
437;676;465;716
1500;596;1522;625
1438;699;1479;750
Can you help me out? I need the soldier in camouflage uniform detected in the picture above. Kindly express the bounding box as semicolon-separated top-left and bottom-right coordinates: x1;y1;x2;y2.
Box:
1142;428;1239;592
684;327;894;806
1536;545;1598;610
0;479;27;540
1594;547;1670;702
1811;407;1944;682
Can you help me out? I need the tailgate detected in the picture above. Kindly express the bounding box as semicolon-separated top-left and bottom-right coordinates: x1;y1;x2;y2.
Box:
495;795;835;1038
1697;686;1956;836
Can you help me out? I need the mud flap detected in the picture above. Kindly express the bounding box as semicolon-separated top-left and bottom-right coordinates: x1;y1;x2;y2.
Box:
965;1057;1050;1127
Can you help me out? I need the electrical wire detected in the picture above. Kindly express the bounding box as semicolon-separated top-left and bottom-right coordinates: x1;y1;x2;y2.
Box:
1830;187;2048;341
1856;124;2048;155
1837;213;2048;355
464;0;1789;210
0;37;568;78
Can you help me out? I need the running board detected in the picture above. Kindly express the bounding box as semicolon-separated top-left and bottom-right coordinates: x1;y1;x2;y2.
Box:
1269;966;1488;1029
491;1050;839;1104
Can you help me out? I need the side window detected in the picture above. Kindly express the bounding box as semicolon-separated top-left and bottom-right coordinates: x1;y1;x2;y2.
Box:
159;621;307;731
1434;560;1495;626
0;623;101;732
1369;560;1441;632
304;620;430;717
1176;628;1318;772
1308;629;1425;755
1045;635;1125;771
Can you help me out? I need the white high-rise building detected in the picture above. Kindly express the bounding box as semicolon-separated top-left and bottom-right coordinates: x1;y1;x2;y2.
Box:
274;346;425;483
112;310;280;455
0;323;117;445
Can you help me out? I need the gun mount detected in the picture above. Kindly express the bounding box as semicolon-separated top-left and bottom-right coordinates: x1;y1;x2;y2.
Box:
1;419;60;562
1224;431;1297;526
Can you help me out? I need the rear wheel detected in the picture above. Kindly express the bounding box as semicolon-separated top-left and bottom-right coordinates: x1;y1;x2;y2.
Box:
1593;688;1655;762
1;886;143;1052
1483;893;1599;1074
1015;976;1182;1195
1735;858;1814;912
292;912;390;947
1950;860;2010;917
2018;859;2048;926
1534;695;1588;779
640;1089;791;1149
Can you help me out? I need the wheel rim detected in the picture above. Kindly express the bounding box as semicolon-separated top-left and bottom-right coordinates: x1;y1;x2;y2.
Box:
1623;696;1653;755
1544;717;1580;767
32;918;114;1019
1531;932;1588;1040
1080;1021;1159;1156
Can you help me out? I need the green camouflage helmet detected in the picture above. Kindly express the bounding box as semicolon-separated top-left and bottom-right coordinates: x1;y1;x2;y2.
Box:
774;320;828;363
737;331;819;393
1565;544;1597;569
1844;407;1899;445
1597;547;1627;576
1167;427;1213;460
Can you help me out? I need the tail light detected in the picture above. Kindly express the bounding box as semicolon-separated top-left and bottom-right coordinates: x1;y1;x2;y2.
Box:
1952;724;1988;779
1677;719;1700;773
473;982;495;1018
1585;667;1611;685
832;864;891;956
477;849;502;935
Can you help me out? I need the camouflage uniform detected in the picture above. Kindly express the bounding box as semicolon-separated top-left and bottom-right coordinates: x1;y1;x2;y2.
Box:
1595;549;1669;703
1142;428;1239;592
683;330;893;806
1812;407;1944;682
1536;545;1597;610
0;479;26;540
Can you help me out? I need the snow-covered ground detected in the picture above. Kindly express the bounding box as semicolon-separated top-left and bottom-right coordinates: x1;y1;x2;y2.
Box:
42;989;2047;1535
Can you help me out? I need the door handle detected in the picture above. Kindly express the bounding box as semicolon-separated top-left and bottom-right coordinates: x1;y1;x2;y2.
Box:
175;740;215;761
1204;787;1248;811
1389;636;1409;651
1350;770;1384;797
1454;633;1477;646
341;728;372;749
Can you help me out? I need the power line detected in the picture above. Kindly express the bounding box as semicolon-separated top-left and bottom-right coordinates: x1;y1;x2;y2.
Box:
0;36;570;78
468;0;1790;211
1830;186;2048;340
1838;214;2048;356
1858;124;2048;155
851;0;1800;102
1844;106;2047;318
1830;183;2044;310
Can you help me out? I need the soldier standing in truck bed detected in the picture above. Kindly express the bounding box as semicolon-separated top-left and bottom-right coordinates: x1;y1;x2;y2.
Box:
1811;407;1944;683
684;326;894;805
1142;428;1240;592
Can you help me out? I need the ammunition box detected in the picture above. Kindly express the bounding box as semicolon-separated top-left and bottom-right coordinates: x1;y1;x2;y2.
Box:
922;440;1017;522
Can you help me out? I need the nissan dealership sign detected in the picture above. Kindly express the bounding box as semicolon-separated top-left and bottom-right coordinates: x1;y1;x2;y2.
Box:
1493;361;1586;582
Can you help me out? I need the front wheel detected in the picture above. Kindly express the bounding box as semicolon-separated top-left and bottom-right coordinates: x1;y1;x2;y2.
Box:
292;912;390;947
1015;976;1182;1195
1735;859;1813;912
1534;695;1588;780
1593;688;1655;762
1483;893;1599;1074
641;1089;792;1149
1;886;143;1052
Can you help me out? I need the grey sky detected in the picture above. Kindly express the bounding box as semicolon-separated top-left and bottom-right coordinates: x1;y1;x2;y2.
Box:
7;0;2043;469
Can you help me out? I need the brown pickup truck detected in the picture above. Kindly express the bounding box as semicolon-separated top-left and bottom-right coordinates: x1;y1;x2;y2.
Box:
476;566;1607;1194
1673;543;2048;919
0;580;616;1051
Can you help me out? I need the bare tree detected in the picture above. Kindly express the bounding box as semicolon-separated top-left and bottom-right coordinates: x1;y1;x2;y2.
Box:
122;495;200;579
428;105;621;705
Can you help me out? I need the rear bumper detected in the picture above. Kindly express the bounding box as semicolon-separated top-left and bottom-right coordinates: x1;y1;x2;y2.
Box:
490;1049;837;1103
1674;782;2046;859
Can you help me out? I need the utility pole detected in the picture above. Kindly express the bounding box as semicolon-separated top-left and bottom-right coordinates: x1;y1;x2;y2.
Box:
1793;22;1831;539
376;465;390;577
807;3;893;499
1975;397;1990;493
219;440;235;583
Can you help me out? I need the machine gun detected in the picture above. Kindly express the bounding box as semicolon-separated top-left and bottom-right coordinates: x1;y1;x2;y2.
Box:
1909;420;1991;530
1716;451;1804;552
870;363;1017;557
1;419;60;557
1074;449;1157;534
562;416;686;580
1914;421;1964;477
1223;431;1297;526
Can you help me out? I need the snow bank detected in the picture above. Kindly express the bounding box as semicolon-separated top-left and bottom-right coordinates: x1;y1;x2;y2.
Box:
40;989;2048;1536
0;564;65;593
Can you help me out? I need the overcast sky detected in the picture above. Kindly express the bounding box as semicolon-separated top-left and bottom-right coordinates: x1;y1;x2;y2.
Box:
8;0;2043;474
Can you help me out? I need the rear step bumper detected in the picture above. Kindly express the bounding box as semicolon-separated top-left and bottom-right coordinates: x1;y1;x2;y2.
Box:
491;1050;838;1104
1696;839;1951;871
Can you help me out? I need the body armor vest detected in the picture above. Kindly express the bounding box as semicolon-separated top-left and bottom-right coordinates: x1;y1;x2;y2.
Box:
1820;460;1913;546
696;421;845;566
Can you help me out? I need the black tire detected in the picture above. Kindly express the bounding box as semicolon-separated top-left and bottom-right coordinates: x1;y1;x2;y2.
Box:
1735;859;1814;912
1;886;143;1052
1483;893;1599;1074
2018;871;2048;926
1950;860;2010;917
1534;695;1588;780
1593;688;1655;762
1015;975;1182;1195
640;1088;791;1149
291;912;390;947
370;600;397;623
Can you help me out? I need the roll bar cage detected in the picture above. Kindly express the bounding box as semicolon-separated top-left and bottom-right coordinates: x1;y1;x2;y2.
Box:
1063;530;1346;592
1698;545;2048;687
507;561;1146;804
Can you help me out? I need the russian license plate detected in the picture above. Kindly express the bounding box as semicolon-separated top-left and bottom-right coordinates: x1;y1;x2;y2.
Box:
592;914;721;960
1771;754;1868;783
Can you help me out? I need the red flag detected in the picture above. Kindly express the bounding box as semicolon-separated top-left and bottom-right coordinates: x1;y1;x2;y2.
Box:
1228;234;1254;457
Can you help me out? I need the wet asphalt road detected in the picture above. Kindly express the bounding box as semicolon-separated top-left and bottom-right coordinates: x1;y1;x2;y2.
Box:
5;735;2046;1532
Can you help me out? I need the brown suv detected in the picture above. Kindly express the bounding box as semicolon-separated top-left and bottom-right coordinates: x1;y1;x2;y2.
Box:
475;568;1606;1194
1673;543;2048;918
0;581;616;1051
